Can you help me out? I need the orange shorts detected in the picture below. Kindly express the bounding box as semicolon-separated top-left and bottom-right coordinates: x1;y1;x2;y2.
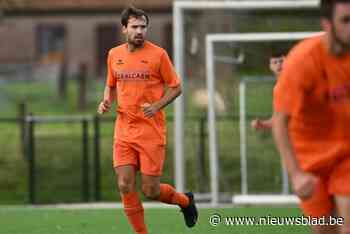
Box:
300;156;350;217
113;140;165;176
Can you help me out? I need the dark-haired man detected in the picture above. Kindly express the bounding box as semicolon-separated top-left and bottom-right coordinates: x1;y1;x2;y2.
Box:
251;52;285;130
273;0;350;233
97;6;198;234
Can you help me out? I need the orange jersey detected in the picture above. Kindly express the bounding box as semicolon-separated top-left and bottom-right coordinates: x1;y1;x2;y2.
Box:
274;35;350;172
106;41;180;144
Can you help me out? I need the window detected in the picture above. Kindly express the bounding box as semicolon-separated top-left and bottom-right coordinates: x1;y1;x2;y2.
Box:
96;24;118;77
36;24;66;63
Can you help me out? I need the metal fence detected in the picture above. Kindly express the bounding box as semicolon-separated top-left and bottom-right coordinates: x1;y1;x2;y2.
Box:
26;115;99;204
0;113;221;204
0;111;284;204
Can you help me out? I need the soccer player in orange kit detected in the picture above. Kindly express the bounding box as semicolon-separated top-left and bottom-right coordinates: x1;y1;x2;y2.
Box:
251;51;285;131
97;6;198;234
273;0;350;233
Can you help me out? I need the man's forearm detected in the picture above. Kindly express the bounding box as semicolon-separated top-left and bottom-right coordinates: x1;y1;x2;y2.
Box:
103;86;116;103
261;118;273;129
272;112;301;176
154;86;182;110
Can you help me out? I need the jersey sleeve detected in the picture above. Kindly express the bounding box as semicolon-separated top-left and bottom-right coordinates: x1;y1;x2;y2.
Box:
159;51;181;88
106;50;116;88
273;52;316;116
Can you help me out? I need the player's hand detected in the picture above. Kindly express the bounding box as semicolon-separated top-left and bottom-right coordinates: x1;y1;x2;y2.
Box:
291;170;319;200
97;100;111;114
141;102;160;118
251;119;264;130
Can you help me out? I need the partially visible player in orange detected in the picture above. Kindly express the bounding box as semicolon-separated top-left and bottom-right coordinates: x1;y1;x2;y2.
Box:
97;6;198;234
251;51;285;131
273;0;350;233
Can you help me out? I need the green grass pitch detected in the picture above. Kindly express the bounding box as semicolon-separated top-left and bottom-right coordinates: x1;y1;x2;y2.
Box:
0;206;310;234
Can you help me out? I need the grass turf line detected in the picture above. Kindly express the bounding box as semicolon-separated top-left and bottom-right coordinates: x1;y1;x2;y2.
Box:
0;207;309;234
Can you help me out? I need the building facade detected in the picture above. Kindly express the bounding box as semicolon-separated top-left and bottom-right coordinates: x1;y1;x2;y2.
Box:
0;0;174;78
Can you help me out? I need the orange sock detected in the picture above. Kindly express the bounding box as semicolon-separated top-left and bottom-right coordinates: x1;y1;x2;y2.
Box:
158;184;190;208
122;192;148;234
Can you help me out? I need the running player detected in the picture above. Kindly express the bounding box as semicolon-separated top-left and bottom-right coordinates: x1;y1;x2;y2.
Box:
251;51;285;130
97;6;198;234
273;0;350;233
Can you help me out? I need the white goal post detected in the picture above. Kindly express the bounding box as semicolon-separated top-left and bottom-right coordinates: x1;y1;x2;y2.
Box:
172;0;319;195
206;31;323;205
